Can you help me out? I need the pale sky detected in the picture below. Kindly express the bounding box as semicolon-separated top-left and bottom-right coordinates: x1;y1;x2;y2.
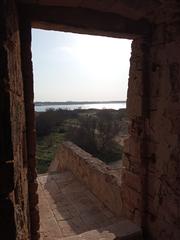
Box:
32;29;132;102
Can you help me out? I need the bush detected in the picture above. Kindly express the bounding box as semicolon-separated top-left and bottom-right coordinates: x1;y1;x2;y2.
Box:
67;115;98;155
67;109;123;163
36;108;78;137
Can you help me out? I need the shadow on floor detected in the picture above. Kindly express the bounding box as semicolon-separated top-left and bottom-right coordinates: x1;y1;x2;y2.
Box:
38;171;140;239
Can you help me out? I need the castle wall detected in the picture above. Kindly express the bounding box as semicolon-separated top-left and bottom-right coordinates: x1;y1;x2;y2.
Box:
123;2;180;239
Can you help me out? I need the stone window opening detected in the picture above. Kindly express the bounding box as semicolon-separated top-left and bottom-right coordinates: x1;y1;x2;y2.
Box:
2;1;180;239
18;4;154;239
31;28;131;175
30;28;132;239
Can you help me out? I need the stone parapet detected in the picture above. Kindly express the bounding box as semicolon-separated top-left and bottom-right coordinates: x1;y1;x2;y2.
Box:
50;141;124;218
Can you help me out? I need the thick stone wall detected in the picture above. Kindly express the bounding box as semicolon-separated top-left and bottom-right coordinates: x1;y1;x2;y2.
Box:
146;4;180;239
19;15;40;240
51;141;124;217
0;0;30;239
122;38;146;225
123;2;180;239
1;1;179;239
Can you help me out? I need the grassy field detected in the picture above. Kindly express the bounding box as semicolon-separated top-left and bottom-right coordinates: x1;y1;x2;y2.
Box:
36;132;65;173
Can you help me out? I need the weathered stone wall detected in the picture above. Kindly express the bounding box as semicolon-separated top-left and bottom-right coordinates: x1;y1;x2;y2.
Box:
0;0;30;239
122;37;146;225
123;2;180;239
51;141;124;218
1;1;179;239
19;15;40;240
146;3;180;239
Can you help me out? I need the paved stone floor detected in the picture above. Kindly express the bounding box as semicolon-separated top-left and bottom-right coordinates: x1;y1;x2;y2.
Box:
38;171;141;240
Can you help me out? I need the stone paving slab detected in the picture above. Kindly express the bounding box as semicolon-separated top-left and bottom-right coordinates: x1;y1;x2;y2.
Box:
38;171;142;240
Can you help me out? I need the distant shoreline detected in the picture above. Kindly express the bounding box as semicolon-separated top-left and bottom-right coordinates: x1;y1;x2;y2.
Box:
35;101;126;106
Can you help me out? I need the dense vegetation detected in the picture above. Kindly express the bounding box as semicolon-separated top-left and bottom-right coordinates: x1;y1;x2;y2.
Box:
36;108;128;173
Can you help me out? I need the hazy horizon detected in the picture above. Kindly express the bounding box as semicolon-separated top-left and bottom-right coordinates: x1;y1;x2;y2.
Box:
32;29;132;102
35;100;126;103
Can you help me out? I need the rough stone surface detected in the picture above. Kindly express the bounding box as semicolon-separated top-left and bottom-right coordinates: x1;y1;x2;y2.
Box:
123;3;180;239
1;0;180;239
50;142;124;218
38;171;142;240
18;0;161;21
19;13;40;240
0;0;30;239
